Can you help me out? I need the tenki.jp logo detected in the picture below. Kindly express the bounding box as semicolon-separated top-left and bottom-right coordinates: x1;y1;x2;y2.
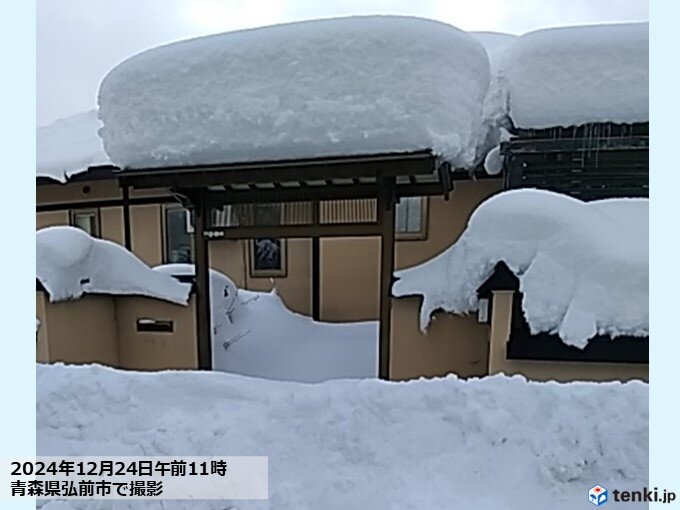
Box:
589;485;608;506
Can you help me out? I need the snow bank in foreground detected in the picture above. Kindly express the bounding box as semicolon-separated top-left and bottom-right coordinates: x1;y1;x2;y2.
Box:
501;22;648;129
37;364;648;510
98;16;490;169
393;190;648;348
37;227;190;304
37;110;110;182
154;263;377;382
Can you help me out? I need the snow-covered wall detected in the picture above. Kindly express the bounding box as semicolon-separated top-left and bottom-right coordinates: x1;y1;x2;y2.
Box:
500;22;648;129
98;16;491;169
37;109;111;182
37;227;190;304
393;189;648;348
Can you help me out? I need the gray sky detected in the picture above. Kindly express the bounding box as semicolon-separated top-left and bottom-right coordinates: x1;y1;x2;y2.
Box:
37;0;648;126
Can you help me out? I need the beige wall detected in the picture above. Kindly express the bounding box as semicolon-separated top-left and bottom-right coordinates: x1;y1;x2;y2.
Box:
37;291;198;371
390;296;490;380
130;205;163;266
37;178;503;322
488;291;649;382
100;206;125;245
321;237;380;322
116;296;198;370
395;180;502;270
39;293;120;366
37;211;69;230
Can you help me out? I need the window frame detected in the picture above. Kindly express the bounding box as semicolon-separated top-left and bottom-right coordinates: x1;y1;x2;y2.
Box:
162;204;194;264
395;196;428;241
248;237;287;278
69;208;101;237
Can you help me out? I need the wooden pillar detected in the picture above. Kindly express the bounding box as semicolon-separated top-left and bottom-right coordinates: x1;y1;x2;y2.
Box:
193;194;213;370
121;180;132;251
378;178;396;380
311;199;321;321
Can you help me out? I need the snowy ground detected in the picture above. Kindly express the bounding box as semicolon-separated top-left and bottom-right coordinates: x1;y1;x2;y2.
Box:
37;364;648;510
212;289;377;382
154;263;378;382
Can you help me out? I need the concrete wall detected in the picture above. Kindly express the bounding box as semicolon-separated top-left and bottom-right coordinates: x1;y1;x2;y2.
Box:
487;291;649;382
116;296;198;370
389;296;490;380
38;293;120;366
36;291;198;371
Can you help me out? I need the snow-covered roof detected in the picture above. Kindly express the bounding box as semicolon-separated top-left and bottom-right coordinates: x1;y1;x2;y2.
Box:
37;226;190;304
393;189;648;348
37;109;111;183
500;22;648;129
471;32;517;72
97;16;491;170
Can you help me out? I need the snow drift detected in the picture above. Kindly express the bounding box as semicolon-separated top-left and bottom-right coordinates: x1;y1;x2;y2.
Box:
37;227;190;304
500;22;648;129
97;16;491;169
37;109;111;182
37;364;648;510
393;189;648;348
154;263;377;382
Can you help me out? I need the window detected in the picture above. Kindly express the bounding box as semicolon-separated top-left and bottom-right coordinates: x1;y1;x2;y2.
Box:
249;238;286;277
395;197;427;240
70;209;99;237
164;206;193;264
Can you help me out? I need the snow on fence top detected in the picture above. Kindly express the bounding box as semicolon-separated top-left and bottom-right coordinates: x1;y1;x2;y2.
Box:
37;226;190;304
393;189;648;348
37;110;111;183
97;16;491;170
500;22;648;129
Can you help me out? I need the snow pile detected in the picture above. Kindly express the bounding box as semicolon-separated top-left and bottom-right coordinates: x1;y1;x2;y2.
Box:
500;22;648;129
37;363;648;510
98;16;491;169
37;110;111;182
37;227;190;304
154;263;377;382
394;189;648;348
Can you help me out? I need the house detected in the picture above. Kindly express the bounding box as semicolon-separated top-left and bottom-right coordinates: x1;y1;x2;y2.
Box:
36;17;648;382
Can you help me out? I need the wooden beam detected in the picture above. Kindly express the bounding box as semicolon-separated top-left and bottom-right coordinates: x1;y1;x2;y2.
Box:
36;195;177;213
378;177;396;380
121;180;132;251
121;151;436;190
193;195;213;370
311;200;321;321
205;222;382;240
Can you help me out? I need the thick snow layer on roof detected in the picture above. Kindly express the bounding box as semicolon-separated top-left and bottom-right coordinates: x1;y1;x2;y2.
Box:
155;263;377;382
393;190;648;348
98;16;491;169
36;110;111;183
37;227;190;304
38;364;648;510
471;31;517;71
500;23;648;129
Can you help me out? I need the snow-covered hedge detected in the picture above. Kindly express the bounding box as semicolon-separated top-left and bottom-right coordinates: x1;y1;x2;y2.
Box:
394;189;648;348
